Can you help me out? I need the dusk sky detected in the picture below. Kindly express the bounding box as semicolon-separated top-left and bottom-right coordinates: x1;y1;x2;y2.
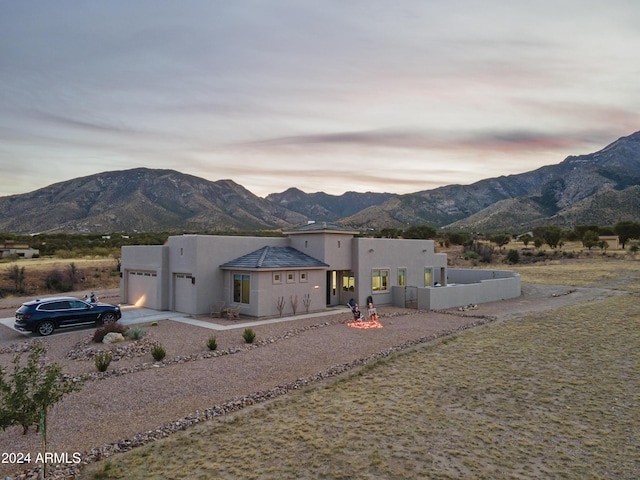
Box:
1;1;639;198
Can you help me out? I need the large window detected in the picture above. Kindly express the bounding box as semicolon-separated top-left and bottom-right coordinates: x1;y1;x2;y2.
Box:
342;271;355;292
372;269;389;292
233;273;251;304
398;268;406;287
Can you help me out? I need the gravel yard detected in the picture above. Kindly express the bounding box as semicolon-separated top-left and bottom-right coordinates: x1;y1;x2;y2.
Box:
0;281;621;479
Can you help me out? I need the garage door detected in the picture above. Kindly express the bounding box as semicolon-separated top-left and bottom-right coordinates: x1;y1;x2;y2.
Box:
174;273;193;313
127;271;158;309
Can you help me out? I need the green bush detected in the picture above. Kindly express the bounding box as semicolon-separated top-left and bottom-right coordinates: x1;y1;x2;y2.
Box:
207;335;218;351
151;344;166;361
506;249;519;264
242;328;256;344
94;351;113;372
463;250;479;261
125;327;146;340
93;323;128;343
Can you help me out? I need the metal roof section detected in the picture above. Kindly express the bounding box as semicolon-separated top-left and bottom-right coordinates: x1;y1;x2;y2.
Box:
283;222;360;235
220;246;328;270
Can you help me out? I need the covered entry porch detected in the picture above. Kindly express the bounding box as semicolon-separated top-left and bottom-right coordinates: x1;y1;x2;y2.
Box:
326;270;357;307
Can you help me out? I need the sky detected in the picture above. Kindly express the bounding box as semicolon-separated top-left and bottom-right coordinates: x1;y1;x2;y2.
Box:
1;1;639;198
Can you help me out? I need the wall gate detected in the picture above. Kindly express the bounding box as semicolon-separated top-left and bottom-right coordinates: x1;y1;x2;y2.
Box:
404;286;418;309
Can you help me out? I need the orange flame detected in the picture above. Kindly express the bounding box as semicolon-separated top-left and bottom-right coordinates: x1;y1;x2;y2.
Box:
347;318;383;329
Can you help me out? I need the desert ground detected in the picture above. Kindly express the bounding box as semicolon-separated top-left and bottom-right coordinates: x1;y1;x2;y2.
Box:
0;255;638;479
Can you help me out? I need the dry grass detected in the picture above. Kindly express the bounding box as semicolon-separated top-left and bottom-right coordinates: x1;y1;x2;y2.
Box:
0;257;121;298
78;259;640;480
508;257;639;288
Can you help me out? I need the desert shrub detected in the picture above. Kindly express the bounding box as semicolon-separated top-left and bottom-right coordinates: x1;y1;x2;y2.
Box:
207;335;218;351
151;321;158;327
242;328;256;344
44;268;72;292
125;327;146;340
151;344;166;361
506;249;519;264
93;323;128;343
94;351;113;372
463;250;479;261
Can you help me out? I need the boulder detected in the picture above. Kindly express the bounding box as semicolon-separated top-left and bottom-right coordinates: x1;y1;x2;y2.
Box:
103;332;125;344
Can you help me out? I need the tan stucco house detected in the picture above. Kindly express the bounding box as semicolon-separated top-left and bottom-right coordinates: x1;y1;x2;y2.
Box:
120;223;520;317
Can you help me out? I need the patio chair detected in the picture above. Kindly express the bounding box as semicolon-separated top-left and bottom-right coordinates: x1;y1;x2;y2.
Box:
210;301;226;318
227;306;241;319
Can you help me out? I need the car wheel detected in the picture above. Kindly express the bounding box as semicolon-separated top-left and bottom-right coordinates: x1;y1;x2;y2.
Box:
37;320;55;336
101;312;117;324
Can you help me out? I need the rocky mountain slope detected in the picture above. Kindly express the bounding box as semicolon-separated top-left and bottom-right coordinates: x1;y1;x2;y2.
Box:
265;188;394;222
0;169;307;233
0;131;638;234
340;131;640;231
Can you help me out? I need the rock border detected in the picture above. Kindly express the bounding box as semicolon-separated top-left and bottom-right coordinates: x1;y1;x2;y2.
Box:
10;312;496;480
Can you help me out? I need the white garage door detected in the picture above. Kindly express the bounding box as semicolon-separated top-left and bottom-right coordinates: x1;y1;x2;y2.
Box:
174;273;193;313
127;271;158;309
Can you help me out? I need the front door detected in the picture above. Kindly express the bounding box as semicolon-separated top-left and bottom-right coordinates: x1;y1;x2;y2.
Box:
326;270;338;306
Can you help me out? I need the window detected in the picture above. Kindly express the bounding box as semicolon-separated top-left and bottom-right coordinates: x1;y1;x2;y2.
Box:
424;268;432;287
286;271;295;283
39;301;69;311
372;269;389;292
342;271;355;292
233;273;251;304
299;271;308;282
273;272;282;284
69;300;88;309
398;268;406;287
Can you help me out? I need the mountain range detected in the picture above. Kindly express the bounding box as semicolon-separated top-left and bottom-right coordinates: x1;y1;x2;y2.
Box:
1;131;639;234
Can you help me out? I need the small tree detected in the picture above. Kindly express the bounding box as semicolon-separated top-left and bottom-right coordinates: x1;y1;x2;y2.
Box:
7;265;26;294
303;293;311;313
0;342;82;436
446;232;472;247
543;226;563;249
614;221;640;249
379;228;401;239
403;225;436;239
506;249;520;264
491;234;511;249
68;262;78;290
582;230;600;250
